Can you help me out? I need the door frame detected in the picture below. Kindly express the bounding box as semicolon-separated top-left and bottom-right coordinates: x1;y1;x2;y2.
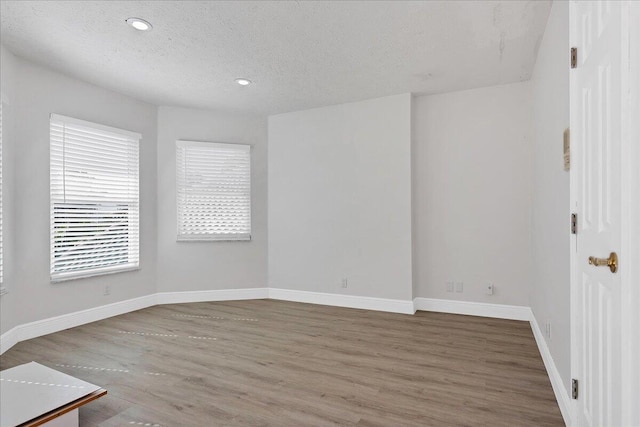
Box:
619;2;640;425
569;1;640;426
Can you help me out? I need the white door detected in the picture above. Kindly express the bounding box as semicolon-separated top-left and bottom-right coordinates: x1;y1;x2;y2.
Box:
570;1;633;426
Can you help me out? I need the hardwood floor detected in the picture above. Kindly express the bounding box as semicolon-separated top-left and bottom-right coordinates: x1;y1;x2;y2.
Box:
0;300;564;426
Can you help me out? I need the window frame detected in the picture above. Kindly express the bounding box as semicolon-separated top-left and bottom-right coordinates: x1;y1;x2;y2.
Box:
176;140;252;242
49;114;141;282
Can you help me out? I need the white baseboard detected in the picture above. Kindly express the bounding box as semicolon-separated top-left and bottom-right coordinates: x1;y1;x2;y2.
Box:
0;288;270;355
413;297;531;321
0;294;156;355
0;285;571;427
0;327;18;355
1;292;536;355
530;313;573;426
156;287;268;305
414;297;570;424
268;288;415;314
0;287;571;427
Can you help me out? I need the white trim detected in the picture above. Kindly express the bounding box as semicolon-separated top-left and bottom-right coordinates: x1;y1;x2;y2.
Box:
0;326;18;355
0;294;156;354
176;140;251;151
268;288;415;314
0;287;574;425
413;297;531;321
530;312;574;426
0;289;270;355
176;234;251;242
50;113;141;139
0;287;573;424
156;288;268;305
0;292;544;354
620;2;640;424
414;297;571;423
51;266;141;283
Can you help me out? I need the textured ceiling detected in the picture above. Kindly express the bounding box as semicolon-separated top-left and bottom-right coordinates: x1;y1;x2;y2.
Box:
0;1;551;115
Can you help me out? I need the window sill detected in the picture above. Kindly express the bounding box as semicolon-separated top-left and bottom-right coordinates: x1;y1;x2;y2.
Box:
177;235;251;242
51;265;140;283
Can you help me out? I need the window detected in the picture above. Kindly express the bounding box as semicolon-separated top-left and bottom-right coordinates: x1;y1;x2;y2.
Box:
176;140;251;241
50;114;140;281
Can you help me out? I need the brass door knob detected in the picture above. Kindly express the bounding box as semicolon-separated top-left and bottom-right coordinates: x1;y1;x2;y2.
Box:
588;252;618;273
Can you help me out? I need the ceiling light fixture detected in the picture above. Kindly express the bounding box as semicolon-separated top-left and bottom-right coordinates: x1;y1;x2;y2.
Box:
235;78;252;86
126;17;152;31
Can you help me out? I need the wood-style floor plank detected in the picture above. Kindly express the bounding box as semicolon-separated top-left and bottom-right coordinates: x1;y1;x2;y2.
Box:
0;300;564;426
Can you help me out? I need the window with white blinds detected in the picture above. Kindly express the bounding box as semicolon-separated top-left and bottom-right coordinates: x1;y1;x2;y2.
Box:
176;140;251;241
50;114;140;281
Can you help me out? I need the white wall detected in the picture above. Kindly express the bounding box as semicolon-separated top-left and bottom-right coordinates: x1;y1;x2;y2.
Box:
268;94;412;301
1;47;19;333
530;0;571;395
412;82;533;306
1;51;158;333
156;106;268;292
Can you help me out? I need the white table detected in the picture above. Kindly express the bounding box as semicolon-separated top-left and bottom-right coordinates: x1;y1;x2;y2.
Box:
0;362;106;427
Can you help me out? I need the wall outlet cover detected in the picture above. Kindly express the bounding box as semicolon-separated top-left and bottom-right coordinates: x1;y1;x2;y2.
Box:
545;321;551;339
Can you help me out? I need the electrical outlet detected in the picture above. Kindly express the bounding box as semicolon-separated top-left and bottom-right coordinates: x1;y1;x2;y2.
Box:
446;281;454;292
486;283;494;295
340;278;348;288
103;285;111;296
455;282;464;293
545;321;551;339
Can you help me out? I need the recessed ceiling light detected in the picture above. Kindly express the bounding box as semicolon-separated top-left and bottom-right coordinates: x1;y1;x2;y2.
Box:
126;17;152;31
235;78;252;86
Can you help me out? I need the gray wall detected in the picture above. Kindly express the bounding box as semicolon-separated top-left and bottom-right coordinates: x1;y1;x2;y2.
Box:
530;0;571;396
0;50;158;334
412;82;533;306
156;106;268;292
268;94;413;301
1;47;18;333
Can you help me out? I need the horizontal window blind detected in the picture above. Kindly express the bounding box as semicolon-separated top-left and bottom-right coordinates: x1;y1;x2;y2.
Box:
50;114;140;281
176;140;251;241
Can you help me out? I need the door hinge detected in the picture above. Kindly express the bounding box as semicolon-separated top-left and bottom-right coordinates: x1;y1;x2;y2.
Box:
571;47;578;68
571;213;578;234
572;378;579;399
